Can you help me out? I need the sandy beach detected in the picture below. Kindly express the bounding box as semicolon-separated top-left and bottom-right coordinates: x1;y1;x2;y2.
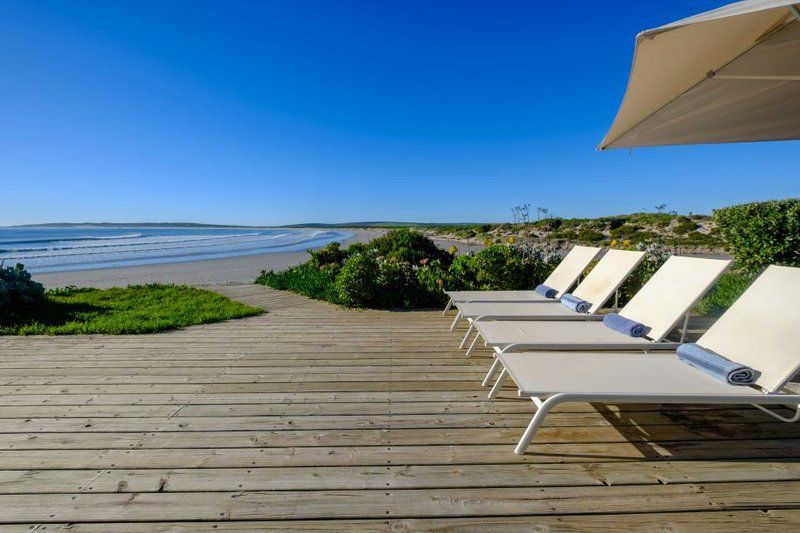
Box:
32;229;474;288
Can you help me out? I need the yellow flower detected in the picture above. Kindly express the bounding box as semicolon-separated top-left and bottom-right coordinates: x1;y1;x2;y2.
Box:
610;239;618;247
507;235;517;245
483;237;494;247
622;239;631;247
448;245;458;255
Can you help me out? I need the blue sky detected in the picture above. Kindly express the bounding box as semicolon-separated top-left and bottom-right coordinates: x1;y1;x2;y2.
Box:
1;0;797;226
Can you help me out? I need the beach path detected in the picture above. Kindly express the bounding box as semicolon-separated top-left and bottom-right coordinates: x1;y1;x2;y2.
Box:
0;285;799;529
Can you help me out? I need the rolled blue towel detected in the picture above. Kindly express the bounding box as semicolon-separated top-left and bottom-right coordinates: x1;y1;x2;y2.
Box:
677;343;758;385
560;293;590;313
534;284;557;299
603;313;647;337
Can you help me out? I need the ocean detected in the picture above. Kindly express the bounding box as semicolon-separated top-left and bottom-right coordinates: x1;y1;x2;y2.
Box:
0;226;352;273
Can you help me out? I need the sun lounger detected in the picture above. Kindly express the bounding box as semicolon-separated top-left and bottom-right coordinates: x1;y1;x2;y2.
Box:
451;249;645;348
474;256;731;386
442;245;602;315
490;265;800;454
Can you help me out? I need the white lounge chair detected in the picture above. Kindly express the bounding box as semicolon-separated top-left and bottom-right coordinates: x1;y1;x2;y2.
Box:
442;245;602;316
451;249;646;349
492;265;800;455
475;256;731;386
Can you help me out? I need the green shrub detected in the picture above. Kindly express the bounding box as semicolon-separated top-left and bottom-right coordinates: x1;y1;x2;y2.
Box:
694;270;755;316
715;199;800;271
416;260;451;304
575;229;605;243
673;217;698;235
256;262;337;301
334;253;383;308
367;229;452;266
378;260;441;308
609;224;641;239
0;263;45;314
446;245;560;291
308;241;349;267
257;232;564;309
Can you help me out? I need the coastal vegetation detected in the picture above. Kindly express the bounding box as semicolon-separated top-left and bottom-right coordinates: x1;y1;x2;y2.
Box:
259;199;800;315
257;229;562;309
0;280;261;335
422;212;721;249
714;199;800;272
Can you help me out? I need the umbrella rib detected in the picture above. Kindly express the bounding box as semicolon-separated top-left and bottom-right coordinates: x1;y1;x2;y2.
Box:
601;12;800;150
715;75;800;81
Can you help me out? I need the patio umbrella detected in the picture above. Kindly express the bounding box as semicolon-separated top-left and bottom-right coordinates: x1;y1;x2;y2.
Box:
599;0;800;150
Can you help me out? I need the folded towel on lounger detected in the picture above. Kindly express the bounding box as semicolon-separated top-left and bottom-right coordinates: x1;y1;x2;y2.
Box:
603;313;647;337
560;293;590;313
677;343;758;385
534;284;557;299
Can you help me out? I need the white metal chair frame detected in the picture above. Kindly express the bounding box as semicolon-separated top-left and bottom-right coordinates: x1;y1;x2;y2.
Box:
506;389;800;455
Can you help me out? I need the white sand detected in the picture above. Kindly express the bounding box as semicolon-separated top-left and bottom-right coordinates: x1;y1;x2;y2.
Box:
33;229;472;289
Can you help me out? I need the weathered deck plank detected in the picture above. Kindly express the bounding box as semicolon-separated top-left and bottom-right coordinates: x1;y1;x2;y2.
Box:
0;284;798;528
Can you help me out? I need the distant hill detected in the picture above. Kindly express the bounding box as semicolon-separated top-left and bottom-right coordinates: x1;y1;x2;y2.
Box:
282;221;483;228
12;222;264;229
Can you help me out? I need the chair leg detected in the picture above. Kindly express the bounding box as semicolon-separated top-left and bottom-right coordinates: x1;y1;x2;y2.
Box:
481;357;502;387
449;312;462;332
458;323;474;348
442;298;453;315
488;368;508;399
515;396;560;455
465;333;481;357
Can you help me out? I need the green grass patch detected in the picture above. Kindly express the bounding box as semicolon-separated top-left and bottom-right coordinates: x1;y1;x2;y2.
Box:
0;284;262;335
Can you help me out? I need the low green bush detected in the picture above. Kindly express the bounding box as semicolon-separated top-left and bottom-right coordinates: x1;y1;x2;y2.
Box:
256;262;337;301
257;232;561;309
575;229;605;243
308;241;349;267
360;229;452;266
0;263;45;314
448;245;560;291
334;253;383;307
715;199;800;271
673;217;698;235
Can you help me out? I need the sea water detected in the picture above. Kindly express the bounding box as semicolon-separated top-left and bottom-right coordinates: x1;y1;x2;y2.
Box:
0;226;352;273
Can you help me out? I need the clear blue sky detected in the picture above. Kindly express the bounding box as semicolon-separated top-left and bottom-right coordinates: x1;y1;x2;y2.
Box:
2;0;797;226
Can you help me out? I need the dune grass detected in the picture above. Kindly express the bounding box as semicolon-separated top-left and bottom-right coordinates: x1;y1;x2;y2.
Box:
0;284;262;335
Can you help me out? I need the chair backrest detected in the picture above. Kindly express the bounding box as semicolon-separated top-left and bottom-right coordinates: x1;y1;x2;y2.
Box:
573;249;646;314
698;265;800;393
543;245;602;297
620;256;731;342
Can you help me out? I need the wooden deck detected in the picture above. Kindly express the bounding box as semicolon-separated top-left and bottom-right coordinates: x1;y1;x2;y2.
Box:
1;285;800;531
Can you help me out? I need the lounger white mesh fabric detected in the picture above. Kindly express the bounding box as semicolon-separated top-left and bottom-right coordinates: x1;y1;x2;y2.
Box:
569;249;645;314
477;320;664;351
618;256;732;342
502;352;764;397
443;245;601;309
454;250;645;321
491;265;800;455
456;301;603;321
473;256;731;353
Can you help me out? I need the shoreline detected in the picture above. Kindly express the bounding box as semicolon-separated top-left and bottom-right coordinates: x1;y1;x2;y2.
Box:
32;229;473;289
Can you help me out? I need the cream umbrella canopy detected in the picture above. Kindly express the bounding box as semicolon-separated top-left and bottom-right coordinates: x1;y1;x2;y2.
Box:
599;0;800;150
